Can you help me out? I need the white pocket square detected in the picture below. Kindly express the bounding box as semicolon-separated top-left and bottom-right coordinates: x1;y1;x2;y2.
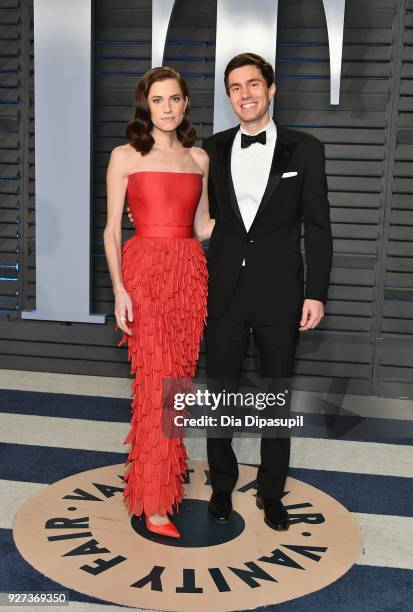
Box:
282;171;298;178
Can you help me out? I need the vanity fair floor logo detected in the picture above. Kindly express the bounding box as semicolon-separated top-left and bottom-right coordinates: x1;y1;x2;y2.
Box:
13;460;362;611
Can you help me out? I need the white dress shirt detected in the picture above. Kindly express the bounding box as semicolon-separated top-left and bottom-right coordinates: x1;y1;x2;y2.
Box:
231;118;277;265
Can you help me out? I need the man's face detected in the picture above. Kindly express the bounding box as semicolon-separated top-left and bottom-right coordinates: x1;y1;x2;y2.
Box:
227;64;275;125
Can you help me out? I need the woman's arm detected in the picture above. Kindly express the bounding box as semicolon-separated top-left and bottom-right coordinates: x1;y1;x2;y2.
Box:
103;147;133;335
193;148;215;242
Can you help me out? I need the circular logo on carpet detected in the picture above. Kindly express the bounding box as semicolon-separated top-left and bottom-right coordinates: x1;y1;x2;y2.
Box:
13;460;362;611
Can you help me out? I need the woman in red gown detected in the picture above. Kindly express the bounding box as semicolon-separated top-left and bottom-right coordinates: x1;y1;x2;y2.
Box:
103;67;214;538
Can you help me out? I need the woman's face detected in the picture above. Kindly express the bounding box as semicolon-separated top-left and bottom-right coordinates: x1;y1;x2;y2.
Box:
147;78;188;132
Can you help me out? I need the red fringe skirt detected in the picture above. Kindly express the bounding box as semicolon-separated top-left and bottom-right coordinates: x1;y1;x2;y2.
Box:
116;235;208;517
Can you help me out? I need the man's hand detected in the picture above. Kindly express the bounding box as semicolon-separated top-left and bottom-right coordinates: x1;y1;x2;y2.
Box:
126;205;134;225
299;299;324;331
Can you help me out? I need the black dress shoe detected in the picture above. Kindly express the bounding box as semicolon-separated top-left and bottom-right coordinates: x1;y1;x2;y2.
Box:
256;495;289;531
208;491;232;524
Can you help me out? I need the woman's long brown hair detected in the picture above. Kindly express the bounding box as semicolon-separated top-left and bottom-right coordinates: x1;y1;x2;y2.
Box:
126;66;197;155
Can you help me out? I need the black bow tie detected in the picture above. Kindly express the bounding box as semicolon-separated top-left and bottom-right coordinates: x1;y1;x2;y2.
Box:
241;131;267;149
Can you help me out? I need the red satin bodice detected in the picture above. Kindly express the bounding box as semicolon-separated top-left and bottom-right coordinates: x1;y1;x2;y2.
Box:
126;171;202;238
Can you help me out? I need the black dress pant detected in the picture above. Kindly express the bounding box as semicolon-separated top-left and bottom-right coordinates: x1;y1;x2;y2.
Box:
205;268;300;499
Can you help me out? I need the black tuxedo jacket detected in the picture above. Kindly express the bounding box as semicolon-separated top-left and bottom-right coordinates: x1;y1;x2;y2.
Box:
202;123;333;325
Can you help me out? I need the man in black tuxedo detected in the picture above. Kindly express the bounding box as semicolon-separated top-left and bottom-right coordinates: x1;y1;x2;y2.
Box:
204;53;333;530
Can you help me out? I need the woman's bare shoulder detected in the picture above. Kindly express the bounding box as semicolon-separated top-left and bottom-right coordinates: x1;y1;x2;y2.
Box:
109;144;141;172
189;146;209;173
190;146;208;160
110;143;136;159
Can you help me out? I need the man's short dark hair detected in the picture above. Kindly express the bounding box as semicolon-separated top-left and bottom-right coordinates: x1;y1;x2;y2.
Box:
224;52;275;95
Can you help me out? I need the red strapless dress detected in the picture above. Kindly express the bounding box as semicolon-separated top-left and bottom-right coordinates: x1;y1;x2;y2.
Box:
116;171;208;518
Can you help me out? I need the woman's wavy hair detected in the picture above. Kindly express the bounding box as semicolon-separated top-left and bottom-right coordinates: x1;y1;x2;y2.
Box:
126;66;196;155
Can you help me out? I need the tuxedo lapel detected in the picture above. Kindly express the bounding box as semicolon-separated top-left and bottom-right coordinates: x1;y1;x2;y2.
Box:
216;129;245;229
253;127;298;223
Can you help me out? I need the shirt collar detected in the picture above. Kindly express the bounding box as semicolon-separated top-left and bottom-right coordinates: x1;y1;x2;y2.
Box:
238;117;277;142
239;118;277;136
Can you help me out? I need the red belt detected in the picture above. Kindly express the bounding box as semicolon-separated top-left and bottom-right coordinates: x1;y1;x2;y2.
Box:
135;224;193;239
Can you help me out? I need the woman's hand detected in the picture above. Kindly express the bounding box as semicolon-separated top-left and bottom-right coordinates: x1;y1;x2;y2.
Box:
203;218;216;241
115;287;134;335
193;148;214;241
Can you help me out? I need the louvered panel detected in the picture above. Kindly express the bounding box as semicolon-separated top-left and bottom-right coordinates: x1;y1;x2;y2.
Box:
388;241;413;256
0;0;411;399
331;193;382;207
378;335;413;391
273;0;396;392
0;0;21;313
397;144;413;159
326;145;384;160
0;208;19;223
91;0;394;394
374;0;413;397
19;0;34;311
91;0;152;319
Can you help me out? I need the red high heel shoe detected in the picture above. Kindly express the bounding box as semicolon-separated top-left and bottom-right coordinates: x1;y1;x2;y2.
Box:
145;515;181;538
